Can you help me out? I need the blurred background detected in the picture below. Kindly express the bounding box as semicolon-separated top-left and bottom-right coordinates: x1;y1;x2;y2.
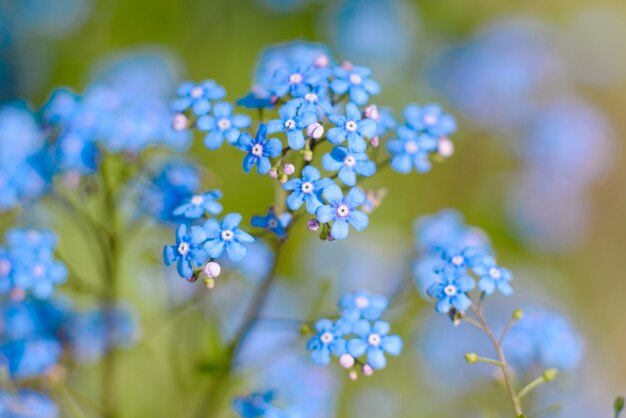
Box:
1;0;625;416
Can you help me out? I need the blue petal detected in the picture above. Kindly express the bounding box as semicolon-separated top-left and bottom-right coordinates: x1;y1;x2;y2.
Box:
322;183;344;206
226;241;247;261
266;119;284;134
256;156;271;174
346;338;368;358
264;138;283;158
222;213;242;230
337;167;356;186
287;130;305;150
316;205;334;223
345;187;365;208
367;347;387;369
327;127;346;145
348;211;368;231
301;165;320;181
286;191;305;211
242;154;256;173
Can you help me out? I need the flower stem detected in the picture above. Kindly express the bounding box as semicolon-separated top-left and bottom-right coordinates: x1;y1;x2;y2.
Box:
518;374;549;400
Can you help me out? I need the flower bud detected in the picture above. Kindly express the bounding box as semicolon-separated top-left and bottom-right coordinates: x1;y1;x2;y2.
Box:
268;168;278;179
464;353;478;364
339;354;355;369
204;277;215;289
362;364;373;376
370;136;380;148
303;149;313;162
204;261;221;278
279;173;288;184
306;123;324;139
348;370;358;381
512;308;524;321
542;368;558;382
341;60;353;71
172;113;188;131
438;137;454;158
363;104;379;120
307;219;320;232
314;55;330;68
282;163;296;175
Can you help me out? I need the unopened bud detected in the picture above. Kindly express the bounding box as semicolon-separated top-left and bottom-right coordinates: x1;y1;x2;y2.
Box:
306;123;324;139
464;353;478;364
363;104;379;120
279;173;288;184
204;278;215;289
370;136;380;148
542;368;558;382
172;113;188;131
307;219;320;232
438;137;454;158
326;233;335;242
341;61;353;71
348;370;358;381
268;168;278;179
204;261;221;278
339;354;355;369
362;364;373;376
303;149;313;162
512;309;524;321
314;54;330;68
282;163;295;175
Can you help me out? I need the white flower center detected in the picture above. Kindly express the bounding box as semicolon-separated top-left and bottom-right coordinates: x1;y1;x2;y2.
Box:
221;229;234;241
404;141;419;154
289;73;303;84
451;255;464;266
305;93;318;103
444;284;457;296
320;331;334;344
251;144;264;157
0;260;11;276
190;86;203;99
349;73;363;85
424;114;438;125
217;118;231;130
345;120;358;132
336;204;350;218
301;181;314;194
268;219;279;229
284;119;296;130
489;267;501;279
191;195;204;206
343;155;356;167
367;333;381;346
178;242;190;256
355;295;369;309
32;264;46;277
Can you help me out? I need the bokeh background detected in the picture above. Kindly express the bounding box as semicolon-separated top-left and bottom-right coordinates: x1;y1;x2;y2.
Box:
2;0;626;416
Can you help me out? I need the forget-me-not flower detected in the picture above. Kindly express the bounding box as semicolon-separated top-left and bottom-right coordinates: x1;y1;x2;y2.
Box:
387;127;438;173
251;208;292;240
267;103;316;150
203;213;255;262
240;124;283;175
427;266;475;313
346;320;403;370
282;166;333;214
163;224;208;278
339;291;388;321
306;319;350;365
315;184;369;240
322;146;376;186
196;102;252;149
470;254;513;295
403;104;457;138
331;65;380;105
327;103;376;153
172;80;226;116
172;190;223;219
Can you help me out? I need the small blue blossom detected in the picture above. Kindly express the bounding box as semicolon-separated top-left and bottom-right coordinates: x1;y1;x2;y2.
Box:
470;253;513;295
427;266;475;313
203;213;255;262
339;291;388;321
237;87;277;109
251;208;292;240
196;102;252;149
233;391;287;418
327;103;376;153
240;124;283;175
172;80;226;116
403;104;457;137
330;65;380;105
267;103;316;150
306;319;350;365
322;146;376;186
346;320;403;369
282;166;333;214
172;190;223;219
0;390;59;418
272;65;323;98
11;251;67;300
387;127;438;173
288;85;334;117
163;224;208;279
315;184;369;240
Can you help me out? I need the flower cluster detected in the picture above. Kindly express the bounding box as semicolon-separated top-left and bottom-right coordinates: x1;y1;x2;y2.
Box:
306;291;402;377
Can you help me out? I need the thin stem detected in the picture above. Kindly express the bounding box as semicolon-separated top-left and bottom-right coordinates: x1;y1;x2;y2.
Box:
471;355;505;368
518;375;549;400
58;385;88;418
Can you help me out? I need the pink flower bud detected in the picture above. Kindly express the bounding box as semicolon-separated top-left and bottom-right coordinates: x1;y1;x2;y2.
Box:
307;219;320;232
314;55;330;68
362;364;374;376
204;261;221;278
269;168;278;179
363;104;379;120
339;354;355;369
370;136;380;148
172;113;188;131
348;370;358;381
341;61;353;71
306;123;324;139
438;137;454;158
283;163;296;175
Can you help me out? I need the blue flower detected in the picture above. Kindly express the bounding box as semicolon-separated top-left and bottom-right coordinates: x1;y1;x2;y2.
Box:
306;319;350;365
288;85;334;117
163;224;208;278
282;166;333;214
403;104;457;137
196;102;252;149
267;103;316;150
233;391;286;418
322;146;376;186
251;208;292;240
427;266;475;313
240;124;283;175
0;249;14;294
172;80;226;116
330;65;380;105
387;127;438;173
237;87;276;109
327;103;376;153
315;184;369;240
470;254;513;295
172;190;223;219
0;390;59;418
11;252;67;299
339;291;388;321
272;65;323;98
346;320;403;369
203;213;255;262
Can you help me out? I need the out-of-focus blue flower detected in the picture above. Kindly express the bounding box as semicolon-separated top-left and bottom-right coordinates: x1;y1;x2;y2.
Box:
315;184;369;240
427;266;475;313
267;103;316;150
503;306;583;373
327;103;376;153
163;224;208;279
233;391;288;418
346;320;402;369
288;85;333;117
306;319;350;365
331;65;380;105
403;104;456;138
0;389;59;418
203;213;255;262
0;338;62;379
172;80;226;116
172;190;223;219
387;128;438;173
339;290;388;321
282;166;332;214
469;253;513;296
414;210;491;255
322;146;376;186
272;65;324;98
197;102;252;149
251;208;292;240
240;124;282;175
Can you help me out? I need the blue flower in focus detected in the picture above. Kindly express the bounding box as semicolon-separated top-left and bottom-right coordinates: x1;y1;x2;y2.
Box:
403;104;457;137
339;291;388;321
172;80;226;116
251;208;292;240
316;184;369;240
327;103;376;153
346;320;403;369
197;102;252;149
240;124;283;175
233;391;287;418
306;319;350;365
267;103;316;150
331;65;380;105
427;266;475;313
0;390;59;418
272;65;323;98
288;85;334;117
470;253;513;295
322;146;376;186
203;213;255;262
387;127;438;173
173;190;223;219
163;224;208;278
282;166;333;214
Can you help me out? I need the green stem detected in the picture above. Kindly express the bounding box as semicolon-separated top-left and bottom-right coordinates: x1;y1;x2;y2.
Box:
518;375;548;400
58;385;88;418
